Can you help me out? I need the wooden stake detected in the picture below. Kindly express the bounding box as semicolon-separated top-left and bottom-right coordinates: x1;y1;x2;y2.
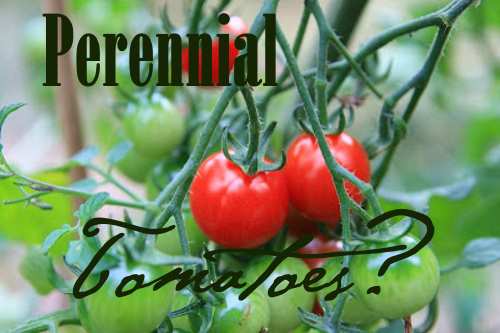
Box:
42;0;86;183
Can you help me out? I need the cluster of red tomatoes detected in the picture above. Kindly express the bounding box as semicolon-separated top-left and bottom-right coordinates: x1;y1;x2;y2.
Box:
90;15;440;333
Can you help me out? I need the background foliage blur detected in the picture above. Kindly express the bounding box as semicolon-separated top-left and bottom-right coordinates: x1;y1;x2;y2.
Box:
0;0;499;332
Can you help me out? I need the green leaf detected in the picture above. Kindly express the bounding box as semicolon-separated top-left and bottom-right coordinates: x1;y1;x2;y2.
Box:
107;140;133;166
463;112;500;165
0;172;73;255
0;103;25;139
65;238;119;273
70;146;99;167
379;176;476;211
41;224;74;254
458;238;500;269
74;192;109;223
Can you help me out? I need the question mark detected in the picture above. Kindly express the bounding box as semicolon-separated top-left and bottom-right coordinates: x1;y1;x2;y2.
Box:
364;209;435;295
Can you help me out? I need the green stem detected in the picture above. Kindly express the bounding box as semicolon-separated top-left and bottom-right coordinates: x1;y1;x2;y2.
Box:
88;165;142;202
9;308;79;333
14;174;152;211
325;0;369;61
188;0;206;33
241;87;261;175
372;26;453;189
259;8;311;112
307;0;383;100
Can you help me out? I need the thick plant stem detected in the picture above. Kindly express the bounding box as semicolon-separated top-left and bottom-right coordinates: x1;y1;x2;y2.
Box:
325;0;369;61
42;0;85;188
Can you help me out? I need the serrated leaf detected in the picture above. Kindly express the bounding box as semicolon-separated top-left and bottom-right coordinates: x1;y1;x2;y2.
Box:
459;238;500;269
107;140;133;166
69;178;98;192
74;192;109;223
41;224;74;254
70;146;99;166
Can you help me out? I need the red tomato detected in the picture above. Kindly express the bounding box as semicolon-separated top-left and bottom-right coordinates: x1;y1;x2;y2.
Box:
181;16;247;86
286;206;320;237
189;152;288;248
313;300;324;316
298;236;341;269
285;133;371;226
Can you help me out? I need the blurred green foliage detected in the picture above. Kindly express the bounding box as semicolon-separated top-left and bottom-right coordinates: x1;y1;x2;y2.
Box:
0;172;73;255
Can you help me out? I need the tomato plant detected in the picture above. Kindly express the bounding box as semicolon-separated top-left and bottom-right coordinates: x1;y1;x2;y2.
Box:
189;152;288;248
285;133;371;226
5;1;496;333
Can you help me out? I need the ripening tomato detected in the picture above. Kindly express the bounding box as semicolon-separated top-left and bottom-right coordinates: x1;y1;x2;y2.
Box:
115;147;160;183
82;263;175;333
181;16;247;86
298;236;341;269
285;133;371;226
350;235;440;319
189;152;288;248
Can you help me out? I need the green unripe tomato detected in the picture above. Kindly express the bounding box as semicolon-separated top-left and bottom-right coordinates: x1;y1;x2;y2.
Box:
350;235;440;320
124;94;186;159
319;259;381;326
209;289;270;333
115;146;159;183
19;247;55;295
82;263;175;333
156;213;207;256
244;257;315;332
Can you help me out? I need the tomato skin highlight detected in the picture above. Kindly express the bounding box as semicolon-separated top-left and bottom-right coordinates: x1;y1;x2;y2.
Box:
285;133;371;226
350;235;440;319
82;264;175;333
189;152;288;248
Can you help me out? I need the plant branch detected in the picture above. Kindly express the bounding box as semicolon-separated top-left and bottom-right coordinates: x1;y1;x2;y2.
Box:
9;308;79;333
